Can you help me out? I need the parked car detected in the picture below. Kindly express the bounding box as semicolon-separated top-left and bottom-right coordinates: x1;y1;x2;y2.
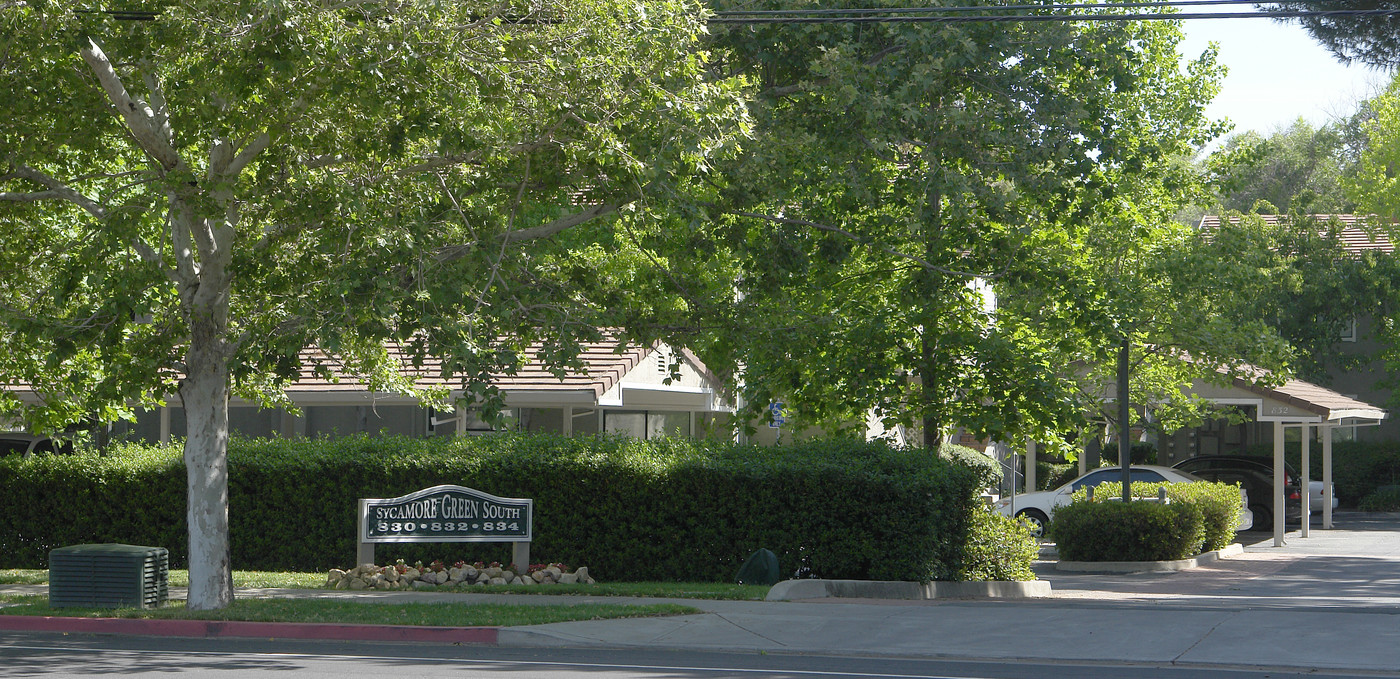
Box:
0;432;73;458
993;465;1236;537
1170;455;1308;529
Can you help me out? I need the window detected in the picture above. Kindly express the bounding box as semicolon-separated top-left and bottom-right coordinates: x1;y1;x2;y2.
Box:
1341;316;1358;342
604;410;692;439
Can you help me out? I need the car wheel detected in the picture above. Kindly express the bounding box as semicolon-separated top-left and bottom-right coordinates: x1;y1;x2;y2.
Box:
1250;504;1271;530
1015;509;1049;538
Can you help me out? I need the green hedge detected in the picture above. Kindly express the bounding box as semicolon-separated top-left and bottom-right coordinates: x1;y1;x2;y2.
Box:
957;509;1039;581
1052;501;1205;562
1035;461;1078;491
0;434;1024;582
1359;487;1400;512
1075;480;1243;552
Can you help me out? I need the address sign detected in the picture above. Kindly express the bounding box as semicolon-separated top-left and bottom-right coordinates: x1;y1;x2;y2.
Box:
359;485;533;543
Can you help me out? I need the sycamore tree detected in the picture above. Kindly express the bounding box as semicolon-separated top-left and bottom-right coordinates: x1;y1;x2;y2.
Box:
662;3;1276;450
1206;119;1355;215
0;0;746;609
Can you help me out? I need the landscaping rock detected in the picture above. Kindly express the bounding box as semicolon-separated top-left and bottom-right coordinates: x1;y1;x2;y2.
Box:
412;580;436;590
558;572;578;584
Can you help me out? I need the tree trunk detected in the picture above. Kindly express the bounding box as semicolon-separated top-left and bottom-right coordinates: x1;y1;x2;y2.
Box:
174;188;237;610
921;328;943;450
181;319;233;610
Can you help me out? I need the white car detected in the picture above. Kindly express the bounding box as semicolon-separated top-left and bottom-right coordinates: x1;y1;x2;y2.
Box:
994;465;1249;537
1308;480;1340;513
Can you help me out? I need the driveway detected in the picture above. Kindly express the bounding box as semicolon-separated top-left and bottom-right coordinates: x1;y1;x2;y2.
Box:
1035;511;1400;610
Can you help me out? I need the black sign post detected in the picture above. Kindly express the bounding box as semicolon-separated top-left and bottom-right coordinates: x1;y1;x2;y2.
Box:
357;485;534;568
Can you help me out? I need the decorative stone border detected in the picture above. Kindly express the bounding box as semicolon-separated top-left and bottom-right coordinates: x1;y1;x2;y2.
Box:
327;562;595;590
765;578;1052;601
1055;543;1245;574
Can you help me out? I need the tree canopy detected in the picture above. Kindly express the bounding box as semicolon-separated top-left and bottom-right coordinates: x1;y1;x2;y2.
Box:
0;0;747;609
661;3;1288;452
1206;119;1354;215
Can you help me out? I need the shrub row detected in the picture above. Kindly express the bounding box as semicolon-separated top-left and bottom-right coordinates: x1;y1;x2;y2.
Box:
1053;501;1205;562
0;434;1033;582
1053;479;1244;560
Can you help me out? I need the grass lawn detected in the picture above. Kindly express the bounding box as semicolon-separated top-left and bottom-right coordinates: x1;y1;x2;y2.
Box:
0;569;770;600
0;594;699;627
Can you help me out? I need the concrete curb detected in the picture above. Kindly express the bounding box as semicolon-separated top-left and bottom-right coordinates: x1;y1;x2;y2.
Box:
764;578;1051;601
0;614;499;644
1055;543;1245;573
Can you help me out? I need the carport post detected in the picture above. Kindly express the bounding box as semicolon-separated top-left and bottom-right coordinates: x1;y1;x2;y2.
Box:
1301;425;1311;538
1323;425;1334;529
1273;420;1285;547
1025;440;1037;495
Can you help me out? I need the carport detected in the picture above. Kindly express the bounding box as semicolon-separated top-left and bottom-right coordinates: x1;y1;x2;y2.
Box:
1189;376;1386;545
1023;373;1386;548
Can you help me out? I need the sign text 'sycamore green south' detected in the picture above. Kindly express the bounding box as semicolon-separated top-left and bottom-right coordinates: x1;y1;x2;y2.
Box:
360;485;533;542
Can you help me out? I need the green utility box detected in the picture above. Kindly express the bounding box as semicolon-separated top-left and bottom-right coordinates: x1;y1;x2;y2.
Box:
48;544;169;609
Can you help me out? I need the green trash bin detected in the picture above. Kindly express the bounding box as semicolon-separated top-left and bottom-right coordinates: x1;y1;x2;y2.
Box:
735;548;780;586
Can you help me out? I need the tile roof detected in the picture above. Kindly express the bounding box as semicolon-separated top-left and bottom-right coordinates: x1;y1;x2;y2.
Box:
1197;214;1394;255
1236;374;1387;422
286;339;656;398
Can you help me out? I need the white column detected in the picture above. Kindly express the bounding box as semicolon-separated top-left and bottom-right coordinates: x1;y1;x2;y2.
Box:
1323;425;1335;530
1025;440;1037;494
1300;424;1311;538
159;406;171;445
1273;420;1285;547
562;407;573;437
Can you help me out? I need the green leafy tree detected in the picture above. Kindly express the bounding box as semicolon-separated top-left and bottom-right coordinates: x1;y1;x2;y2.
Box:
0;0;746;609
1206;119;1354;215
679;3;1277;451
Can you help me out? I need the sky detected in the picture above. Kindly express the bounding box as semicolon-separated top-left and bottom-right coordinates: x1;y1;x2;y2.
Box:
1177;12;1392;143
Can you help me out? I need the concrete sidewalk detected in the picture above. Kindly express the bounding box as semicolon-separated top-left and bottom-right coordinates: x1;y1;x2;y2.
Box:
4;512;1400;674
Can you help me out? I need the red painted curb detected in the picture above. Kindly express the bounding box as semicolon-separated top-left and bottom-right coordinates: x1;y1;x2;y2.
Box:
0;615;499;644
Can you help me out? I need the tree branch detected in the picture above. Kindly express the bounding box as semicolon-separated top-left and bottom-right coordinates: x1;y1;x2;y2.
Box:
138;60;174;148
731;211;998;279
0;164;108;220
501;200;629;243
80;39;183;171
765;43;906;98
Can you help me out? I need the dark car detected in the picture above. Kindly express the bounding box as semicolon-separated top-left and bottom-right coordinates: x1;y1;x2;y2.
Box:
0;432;74;457
1171;455;1302;528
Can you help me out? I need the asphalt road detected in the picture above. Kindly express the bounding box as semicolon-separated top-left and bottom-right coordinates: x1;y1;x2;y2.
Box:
0;633;1392;679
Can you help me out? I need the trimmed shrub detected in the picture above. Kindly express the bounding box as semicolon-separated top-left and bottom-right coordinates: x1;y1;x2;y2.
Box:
1053;500;1205;562
1071;480;1242;553
1035;461;1078;491
1100;442;1157;465
940;442;1002;492
1358;486;1400;512
955;508;1038;581
0;434;1021;582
